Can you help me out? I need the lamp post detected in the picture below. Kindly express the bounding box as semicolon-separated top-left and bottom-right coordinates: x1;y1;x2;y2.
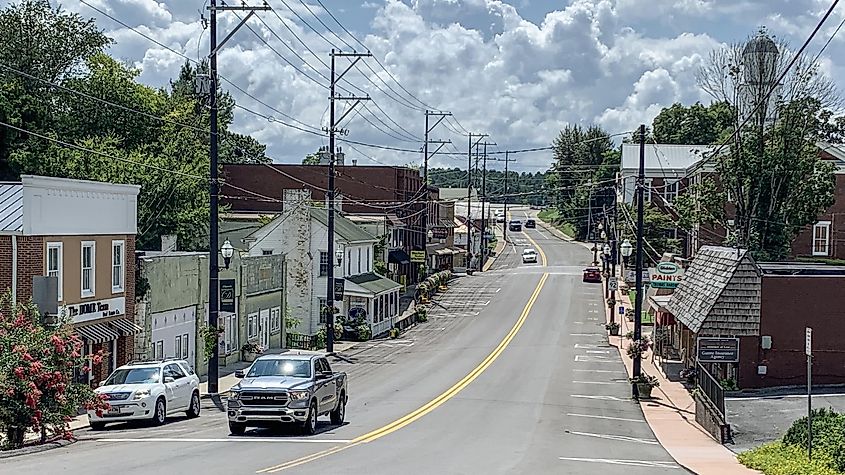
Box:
221;239;234;269
620;239;633;269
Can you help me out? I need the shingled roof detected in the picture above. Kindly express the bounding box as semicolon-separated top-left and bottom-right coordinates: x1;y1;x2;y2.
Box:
665;246;761;336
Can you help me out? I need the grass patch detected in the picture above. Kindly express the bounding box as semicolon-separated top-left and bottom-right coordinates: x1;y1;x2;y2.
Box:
536;208;576;238
738;442;841;475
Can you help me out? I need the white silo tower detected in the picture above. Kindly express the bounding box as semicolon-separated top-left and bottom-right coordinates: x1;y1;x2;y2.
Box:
739;29;780;127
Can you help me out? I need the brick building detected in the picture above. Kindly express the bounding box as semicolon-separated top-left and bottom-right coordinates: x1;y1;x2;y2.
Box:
221;164;426;283
0;175;141;384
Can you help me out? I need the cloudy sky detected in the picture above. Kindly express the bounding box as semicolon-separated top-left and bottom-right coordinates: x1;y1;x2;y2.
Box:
12;0;845;170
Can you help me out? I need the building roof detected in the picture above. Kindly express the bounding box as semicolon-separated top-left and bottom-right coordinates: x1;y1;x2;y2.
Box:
816;141;845;172
439;188;479;201
310;208;377;243
621;143;714;175
346;272;401;295
758;262;845;275
346;213;404;228
0;183;23;232
665;246;761;335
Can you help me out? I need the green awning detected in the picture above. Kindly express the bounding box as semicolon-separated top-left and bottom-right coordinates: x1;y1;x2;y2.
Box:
346;272;401;294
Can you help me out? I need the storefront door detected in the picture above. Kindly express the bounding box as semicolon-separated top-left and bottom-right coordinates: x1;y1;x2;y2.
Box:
259;309;270;349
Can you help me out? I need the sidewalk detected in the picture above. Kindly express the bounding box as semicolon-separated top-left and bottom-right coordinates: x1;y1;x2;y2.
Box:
482;225;507;271
607;287;759;475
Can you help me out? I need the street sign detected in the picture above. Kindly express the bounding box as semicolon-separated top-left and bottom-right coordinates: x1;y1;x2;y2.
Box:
334;278;345;300
618;306;625;316
220;279;236;313
806;327;812;356
431;227;448;239
410;250;425;263
697;337;740;363
648;261;685;289
608;277;618;291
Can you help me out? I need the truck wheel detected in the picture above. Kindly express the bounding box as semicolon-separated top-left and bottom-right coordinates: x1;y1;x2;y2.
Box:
228;422;246;436
301;401;317;435
330;393;346;425
151;398;166;426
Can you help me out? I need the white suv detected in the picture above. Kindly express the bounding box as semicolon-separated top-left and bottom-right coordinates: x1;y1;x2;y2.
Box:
89;359;201;430
522;249;538;263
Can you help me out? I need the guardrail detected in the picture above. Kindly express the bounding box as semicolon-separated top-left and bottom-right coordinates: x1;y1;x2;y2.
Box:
696;362;725;418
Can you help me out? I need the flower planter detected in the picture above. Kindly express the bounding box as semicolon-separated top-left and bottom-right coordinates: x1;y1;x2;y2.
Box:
609;327;620;336
242;352;257;363
636;383;654;399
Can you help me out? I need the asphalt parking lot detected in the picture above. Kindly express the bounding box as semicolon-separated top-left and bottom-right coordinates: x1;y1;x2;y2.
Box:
726;387;845;453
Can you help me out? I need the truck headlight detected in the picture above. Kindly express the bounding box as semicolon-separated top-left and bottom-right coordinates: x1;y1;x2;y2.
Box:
289;391;309;401
229;391;241;401
133;389;151;400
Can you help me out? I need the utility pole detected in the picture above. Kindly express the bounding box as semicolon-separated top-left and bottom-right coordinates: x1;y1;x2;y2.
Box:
466;133;487;264
503;151;513;242
325;50;371;353
205;0;268;395
423;110;451;273
477;141;495;269
633;123;646;399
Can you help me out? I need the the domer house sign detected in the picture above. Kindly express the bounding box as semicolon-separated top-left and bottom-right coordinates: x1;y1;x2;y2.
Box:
648;261;685;289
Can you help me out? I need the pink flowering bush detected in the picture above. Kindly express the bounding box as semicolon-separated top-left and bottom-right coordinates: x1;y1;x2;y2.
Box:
0;294;109;449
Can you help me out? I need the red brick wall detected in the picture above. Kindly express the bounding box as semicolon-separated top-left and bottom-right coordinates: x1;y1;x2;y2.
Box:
0;235;44;304
123;235;136;365
738;276;845;388
790;174;845;260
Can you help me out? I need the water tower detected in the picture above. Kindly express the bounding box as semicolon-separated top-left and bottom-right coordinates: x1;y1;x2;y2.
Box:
739;29;780;127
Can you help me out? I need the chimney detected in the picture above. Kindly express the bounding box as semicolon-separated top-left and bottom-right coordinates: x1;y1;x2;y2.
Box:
351;159;358;166
161;235;177;252
336;147;345;166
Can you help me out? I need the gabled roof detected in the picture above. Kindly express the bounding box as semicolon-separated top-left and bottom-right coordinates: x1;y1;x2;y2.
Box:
621;143;714;174
0;183;23;232
665;246;761;335
310;208;377;243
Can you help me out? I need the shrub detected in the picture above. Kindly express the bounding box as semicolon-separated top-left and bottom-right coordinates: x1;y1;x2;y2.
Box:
0;296;109;449
630;374;659;388
416;307;428;323
738;442;839;475
782;408;845;472
356;324;372;341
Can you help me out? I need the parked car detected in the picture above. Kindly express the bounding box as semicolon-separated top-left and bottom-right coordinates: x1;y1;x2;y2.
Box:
522;249;538;264
508;220;522;232
525;219;536;228
227;351;348;436
582;267;602;283
88;359;201;430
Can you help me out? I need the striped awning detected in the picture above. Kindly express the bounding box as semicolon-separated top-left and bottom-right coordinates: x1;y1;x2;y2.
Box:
76;323;120;344
109;318;142;335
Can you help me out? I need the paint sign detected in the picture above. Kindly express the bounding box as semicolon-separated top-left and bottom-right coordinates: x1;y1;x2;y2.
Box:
697;337;740;363
648;262;685;289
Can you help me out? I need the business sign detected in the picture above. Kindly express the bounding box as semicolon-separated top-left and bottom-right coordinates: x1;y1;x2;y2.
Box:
220;279;236;313
697;337;740;363
410;250;426;263
334;278;345;300
61;297;125;324
624;269;650;284
648;262;685;289
431;227;448;239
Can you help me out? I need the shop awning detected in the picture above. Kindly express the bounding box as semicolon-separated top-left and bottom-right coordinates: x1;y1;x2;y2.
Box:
450;248;467;254
76;322;120;344
388;249;411;264
434;248;453;256
346;272;402;296
109;318;143;335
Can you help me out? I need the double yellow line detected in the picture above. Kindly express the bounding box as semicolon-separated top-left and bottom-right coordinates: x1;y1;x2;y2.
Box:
258;229;550;473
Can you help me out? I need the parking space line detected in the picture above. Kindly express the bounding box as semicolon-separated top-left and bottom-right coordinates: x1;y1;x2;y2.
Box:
566;413;646;423
566;430;658;445
570;395;629;402
571;381;624;385
88;437;354;443
558;457;679;468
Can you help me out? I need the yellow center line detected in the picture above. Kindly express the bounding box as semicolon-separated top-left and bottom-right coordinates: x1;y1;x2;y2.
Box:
257;239;550;473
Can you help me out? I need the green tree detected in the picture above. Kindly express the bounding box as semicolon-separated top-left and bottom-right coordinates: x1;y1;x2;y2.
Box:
618;203;681;263
652;102;733;145
302;152;320;165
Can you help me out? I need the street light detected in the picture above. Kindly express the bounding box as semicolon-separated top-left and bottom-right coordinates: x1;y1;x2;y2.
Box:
335;248;344;267
602;244;611;257
220;239;234;269
620;239;633;265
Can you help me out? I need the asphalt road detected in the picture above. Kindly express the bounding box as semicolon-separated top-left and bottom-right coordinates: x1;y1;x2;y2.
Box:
4;206;679;474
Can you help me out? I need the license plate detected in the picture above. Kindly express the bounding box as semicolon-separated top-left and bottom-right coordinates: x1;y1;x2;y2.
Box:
107;407;120;415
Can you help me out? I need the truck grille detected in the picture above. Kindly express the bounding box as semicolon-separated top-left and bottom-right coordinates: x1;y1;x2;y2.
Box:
240;391;288;406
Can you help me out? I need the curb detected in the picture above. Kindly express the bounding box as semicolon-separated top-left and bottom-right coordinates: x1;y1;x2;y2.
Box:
0;438;76;459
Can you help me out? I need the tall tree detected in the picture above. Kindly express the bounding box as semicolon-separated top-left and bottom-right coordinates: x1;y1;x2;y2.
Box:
676;32;839;259
652;102;733;145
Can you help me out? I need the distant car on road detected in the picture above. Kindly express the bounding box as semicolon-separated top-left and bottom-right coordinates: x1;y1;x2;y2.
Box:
508;220;522;232
227;351;347;436
522;249;538;264
525;219;536;228
582;267;602;283
89;359;201;430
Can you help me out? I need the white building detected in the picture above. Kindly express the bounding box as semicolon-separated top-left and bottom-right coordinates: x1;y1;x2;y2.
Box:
619;143;714;205
242;189;402;337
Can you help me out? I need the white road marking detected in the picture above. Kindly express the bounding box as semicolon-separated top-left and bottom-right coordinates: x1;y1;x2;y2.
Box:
570;333;599;337
570;394;628;402
725;393;845;401
574;369;625;374
571;381;623;385
567;430;659;445
558;457;679;469
566;413;646;423
574;343;604;349
585;350;611;354
574;355;615;362
89;437;354;443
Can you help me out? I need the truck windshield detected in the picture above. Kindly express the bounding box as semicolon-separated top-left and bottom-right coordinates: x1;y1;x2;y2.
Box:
247;359;312;378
